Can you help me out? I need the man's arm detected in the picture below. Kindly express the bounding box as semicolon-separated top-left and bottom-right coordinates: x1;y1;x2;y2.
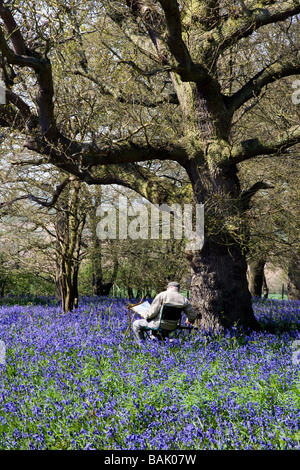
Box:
183;301;197;325
141;293;163;321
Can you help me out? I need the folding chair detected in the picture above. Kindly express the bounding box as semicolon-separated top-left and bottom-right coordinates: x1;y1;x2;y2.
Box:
143;304;185;340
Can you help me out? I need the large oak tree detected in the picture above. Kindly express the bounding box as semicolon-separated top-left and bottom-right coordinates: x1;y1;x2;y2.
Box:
1;0;300;329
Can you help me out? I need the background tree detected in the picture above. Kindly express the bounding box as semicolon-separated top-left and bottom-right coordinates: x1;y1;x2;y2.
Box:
0;1;300;328
54;178;88;311
85;185;191;298
0;157;89;310
0;148;190;305
240;150;300;299
87;186;120;297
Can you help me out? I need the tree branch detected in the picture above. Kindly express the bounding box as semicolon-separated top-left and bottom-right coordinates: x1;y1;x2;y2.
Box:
0;0;26;55
105;2;159;63
201;0;300;56
10;158;49;167
158;0;193;70
73;68;179;106
76;161;183;205
125;0;167;63
0;176;77;210
231;124;300;163
226;51;300;114
157;0;211;83
0;3;58;137
70;141;187;168
3;88;39;132
240;181;274;211
0;26;43;70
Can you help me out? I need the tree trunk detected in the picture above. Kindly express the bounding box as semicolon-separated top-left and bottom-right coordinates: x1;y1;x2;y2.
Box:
188;239;259;331
184;155;260;332
92;255;113;296
91;237;103;296
91;250;114;296
73;263;79;308
262;274;269;299
58;258;75;312
90;191;118;297
93;277;113;296
0;276;7;297
55;257;62;301
288;255;300;300
127;286;134;299
170;64;262;331
248;259;266;297
54;179;86;312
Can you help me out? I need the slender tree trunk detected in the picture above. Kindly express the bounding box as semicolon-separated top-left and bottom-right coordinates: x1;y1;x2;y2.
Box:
55;274;61;301
288;254;300;300
57;257;74;312
91;201;119;296
64;260;75;312
91;241;115;296
0;275;8;297
91;239;112;296
262;274;269;299
91;227;102;295
127;286;134;299
54;179;85;312
73;263;79;308
90;190;115;297
248;259;266;297
136;288;143;299
57;257;79;311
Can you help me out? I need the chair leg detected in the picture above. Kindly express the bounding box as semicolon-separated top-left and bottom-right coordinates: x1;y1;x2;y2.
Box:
150;330;159;338
158;331;169;341
144;329;172;342
147;329;165;341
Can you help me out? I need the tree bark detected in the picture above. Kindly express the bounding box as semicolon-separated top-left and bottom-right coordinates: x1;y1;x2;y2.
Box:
91;240;113;296
61;257;75;312
55;260;62;301
288;255;300;300
73;262;79;309
248;259;266;298
262;274;269;299
55;180;86;311
181;90;260;331
188;240;258;331
185;161;260;331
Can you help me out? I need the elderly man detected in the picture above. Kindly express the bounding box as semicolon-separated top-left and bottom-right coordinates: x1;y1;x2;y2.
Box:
132;281;196;343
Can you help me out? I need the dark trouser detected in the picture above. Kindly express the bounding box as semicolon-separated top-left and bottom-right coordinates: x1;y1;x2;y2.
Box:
150;330;169;340
132;319;170;342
